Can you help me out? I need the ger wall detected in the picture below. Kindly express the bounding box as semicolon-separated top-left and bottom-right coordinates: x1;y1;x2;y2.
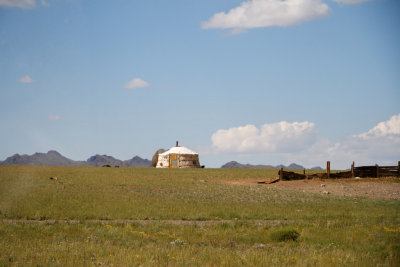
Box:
156;154;200;168
156;155;169;168
179;154;200;168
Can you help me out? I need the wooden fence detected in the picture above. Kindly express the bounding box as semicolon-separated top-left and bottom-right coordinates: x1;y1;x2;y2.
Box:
354;164;400;178
278;161;400;180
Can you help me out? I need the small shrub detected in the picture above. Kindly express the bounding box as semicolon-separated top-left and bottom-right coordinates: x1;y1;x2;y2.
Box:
270;228;300;242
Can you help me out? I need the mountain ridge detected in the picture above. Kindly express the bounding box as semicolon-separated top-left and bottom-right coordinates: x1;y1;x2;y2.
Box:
0;151;322;169
0;151;152;167
221;161;322;170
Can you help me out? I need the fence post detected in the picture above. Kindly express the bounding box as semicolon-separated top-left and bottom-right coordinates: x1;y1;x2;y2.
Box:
351;161;355;178
398;161;400;177
279;168;283;180
376;164;379;178
327;161;330;179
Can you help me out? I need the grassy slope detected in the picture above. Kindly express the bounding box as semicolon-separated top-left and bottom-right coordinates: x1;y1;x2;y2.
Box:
0;166;399;266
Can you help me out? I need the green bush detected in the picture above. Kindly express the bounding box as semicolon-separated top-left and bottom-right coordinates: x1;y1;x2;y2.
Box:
270;228;300;242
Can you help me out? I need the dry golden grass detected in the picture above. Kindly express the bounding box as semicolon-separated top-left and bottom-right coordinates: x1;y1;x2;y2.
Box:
0;165;399;266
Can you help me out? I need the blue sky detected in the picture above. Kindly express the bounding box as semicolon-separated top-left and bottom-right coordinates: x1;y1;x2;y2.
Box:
0;0;399;168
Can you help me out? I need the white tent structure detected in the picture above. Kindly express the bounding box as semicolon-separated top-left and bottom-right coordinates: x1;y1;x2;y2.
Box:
156;142;201;168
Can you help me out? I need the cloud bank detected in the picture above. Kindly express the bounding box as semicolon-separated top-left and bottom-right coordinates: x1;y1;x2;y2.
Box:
202;0;330;32
357;114;400;138
124;78;150;89
212;121;317;153
210;114;400;168
326;114;400;166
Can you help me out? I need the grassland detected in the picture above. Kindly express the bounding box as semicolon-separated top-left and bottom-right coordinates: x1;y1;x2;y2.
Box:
0;165;399;266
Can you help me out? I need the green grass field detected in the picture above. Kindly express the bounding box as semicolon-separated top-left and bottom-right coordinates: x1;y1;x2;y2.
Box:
0;166;399;266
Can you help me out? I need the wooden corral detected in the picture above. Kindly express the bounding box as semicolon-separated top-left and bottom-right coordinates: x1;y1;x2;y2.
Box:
321;161;399;179
328;171;352;178
278;168;307;181
354;163;400;178
272;161;399;182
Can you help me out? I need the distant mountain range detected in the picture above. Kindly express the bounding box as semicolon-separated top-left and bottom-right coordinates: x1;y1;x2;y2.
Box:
0;150;152;167
0;151;323;170
221;161;322;170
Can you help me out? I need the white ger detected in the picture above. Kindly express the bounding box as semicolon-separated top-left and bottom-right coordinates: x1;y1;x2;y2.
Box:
156;142;201;168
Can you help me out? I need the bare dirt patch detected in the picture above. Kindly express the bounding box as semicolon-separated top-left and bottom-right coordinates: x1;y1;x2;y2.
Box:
228;178;400;200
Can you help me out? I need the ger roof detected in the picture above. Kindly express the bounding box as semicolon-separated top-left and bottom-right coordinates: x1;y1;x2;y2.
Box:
159;146;198;155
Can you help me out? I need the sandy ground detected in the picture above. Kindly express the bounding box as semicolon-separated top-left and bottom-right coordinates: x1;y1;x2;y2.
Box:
229;178;400;200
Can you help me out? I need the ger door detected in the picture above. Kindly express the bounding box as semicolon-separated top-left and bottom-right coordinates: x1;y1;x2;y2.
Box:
169;154;179;168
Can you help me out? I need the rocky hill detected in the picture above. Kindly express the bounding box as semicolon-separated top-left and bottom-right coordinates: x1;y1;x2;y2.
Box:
0;150;85;166
0;151;152;167
221;161;319;170
310;166;323;170
123;156;152;167
86;155;123;166
221;161;275;169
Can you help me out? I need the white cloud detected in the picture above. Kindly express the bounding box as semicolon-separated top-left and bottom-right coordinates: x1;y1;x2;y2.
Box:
18;75;34;83
201;0;330;32
293;132;400;169
210;114;400;169
326;114;400;166
357;114;400;138
0;0;36;8
292;114;400;168
124;78;150;89
333;0;368;4
48;115;61;121
211;121;317;153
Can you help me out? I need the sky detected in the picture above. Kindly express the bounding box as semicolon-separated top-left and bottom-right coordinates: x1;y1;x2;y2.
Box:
0;0;399;169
